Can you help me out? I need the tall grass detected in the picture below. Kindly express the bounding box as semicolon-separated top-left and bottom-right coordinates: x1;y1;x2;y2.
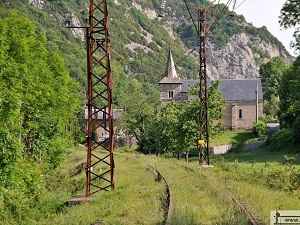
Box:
145;157;249;224
3;142;299;224
2;147;166;225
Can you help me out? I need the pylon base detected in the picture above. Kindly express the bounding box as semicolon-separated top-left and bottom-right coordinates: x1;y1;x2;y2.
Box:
66;195;93;206
198;164;214;168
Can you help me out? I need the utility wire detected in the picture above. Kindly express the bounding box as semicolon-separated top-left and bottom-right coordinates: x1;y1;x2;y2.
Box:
206;0;233;37
207;0;247;37
235;0;246;11
164;0;234;77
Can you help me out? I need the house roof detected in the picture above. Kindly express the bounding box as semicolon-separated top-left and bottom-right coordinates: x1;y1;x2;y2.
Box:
159;50;182;84
181;79;263;101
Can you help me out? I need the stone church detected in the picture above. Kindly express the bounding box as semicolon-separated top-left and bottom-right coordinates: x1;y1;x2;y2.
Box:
159;50;264;130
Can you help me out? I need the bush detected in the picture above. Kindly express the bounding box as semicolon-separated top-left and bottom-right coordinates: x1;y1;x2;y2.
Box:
266;128;294;150
252;120;267;138
283;155;297;165
266;165;300;192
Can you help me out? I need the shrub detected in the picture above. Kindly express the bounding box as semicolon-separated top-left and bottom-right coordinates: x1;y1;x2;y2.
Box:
252;120;267;138
283;155;297;165
266;165;300;192
266;128;294;150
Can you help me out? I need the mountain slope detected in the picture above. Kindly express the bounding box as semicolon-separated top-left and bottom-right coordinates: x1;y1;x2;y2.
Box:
2;0;294;84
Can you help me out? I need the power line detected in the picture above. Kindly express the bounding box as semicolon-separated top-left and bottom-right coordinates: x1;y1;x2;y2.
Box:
207;0;247;37
206;0;233;37
235;0;247;11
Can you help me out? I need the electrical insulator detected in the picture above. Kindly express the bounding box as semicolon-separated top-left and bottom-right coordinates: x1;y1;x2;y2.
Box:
158;0;166;17
230;0;237;17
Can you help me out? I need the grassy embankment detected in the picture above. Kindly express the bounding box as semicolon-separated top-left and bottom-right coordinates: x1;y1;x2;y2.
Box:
4;129;300;225
209;129;300;223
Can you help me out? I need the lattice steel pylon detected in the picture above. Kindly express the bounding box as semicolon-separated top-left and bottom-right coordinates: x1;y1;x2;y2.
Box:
86;0;114;196
184;0;221;166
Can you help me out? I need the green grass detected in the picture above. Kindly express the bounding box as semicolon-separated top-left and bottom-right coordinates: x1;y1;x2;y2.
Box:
215;145;300;171
210;129;253;146
3;138;300;225
2;147;167;225
137;156;249;224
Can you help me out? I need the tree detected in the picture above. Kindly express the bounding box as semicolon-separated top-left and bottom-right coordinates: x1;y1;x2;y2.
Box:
279;0;300;53
115;77;160;143
134;80;225;158
259;57;287;117
0;11;82;204
279;56;300;129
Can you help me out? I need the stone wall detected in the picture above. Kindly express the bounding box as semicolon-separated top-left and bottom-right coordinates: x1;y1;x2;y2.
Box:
222;100;263;130
160;83;181;104
114;136;137;147
210;145;233;155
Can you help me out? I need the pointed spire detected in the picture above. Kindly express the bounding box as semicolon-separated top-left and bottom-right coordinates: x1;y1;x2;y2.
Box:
164;50;178;79
159;49;181;84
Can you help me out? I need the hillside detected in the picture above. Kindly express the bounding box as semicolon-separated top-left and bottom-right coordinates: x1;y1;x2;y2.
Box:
1;0;294;86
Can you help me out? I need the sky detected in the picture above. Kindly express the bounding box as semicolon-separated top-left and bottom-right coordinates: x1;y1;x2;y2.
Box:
218;0;296;56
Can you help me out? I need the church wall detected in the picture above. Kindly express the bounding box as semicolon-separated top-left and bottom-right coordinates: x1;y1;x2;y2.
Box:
160;83;182;103
222;101;263;130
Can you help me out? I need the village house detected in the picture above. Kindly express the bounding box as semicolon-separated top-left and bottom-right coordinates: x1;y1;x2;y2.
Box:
159;50;263;130
84;108;124;139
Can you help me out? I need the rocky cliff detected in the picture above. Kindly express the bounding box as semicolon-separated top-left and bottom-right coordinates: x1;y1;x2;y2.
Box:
139;1;295;80
206;33;294;79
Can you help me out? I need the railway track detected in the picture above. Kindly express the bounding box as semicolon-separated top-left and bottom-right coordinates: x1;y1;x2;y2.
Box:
147;164;173;225
148;162;264;225
178;163;265;225
92;153;265;224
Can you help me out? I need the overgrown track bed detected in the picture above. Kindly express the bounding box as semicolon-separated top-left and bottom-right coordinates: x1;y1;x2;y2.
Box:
147;164;173;225
178;163;263;225
230;194;262;225
147;158;249;224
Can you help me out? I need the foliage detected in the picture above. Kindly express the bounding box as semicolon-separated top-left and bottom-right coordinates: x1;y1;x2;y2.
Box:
251;119;267;138
259;57;287;117
279;0;300;53
0;0;291;108
115;77;160;142
278;56;300;142
177;2;287;53
265;128;294;151
0;12;82;219
266;165;300;192
135;80;225;157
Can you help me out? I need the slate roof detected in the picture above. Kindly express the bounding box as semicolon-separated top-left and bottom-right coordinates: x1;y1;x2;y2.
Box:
181;79;263;101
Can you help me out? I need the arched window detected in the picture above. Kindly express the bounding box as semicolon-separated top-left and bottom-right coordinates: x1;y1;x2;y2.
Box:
239;109;242;119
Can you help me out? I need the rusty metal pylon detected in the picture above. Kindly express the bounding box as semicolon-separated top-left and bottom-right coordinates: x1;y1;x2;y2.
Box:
184;0;221;166
86;0;114;196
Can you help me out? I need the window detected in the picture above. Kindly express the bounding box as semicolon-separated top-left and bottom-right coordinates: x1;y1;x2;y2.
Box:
168;90;174;98
239;109;242;119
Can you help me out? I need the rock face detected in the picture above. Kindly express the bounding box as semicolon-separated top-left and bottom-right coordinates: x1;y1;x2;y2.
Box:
29;0;44;9
68;15;85;41
138;6;295;80
205;33;294;79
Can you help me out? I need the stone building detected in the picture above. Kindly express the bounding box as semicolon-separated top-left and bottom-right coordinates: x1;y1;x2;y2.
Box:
84;109;123;139
159;50;264;130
